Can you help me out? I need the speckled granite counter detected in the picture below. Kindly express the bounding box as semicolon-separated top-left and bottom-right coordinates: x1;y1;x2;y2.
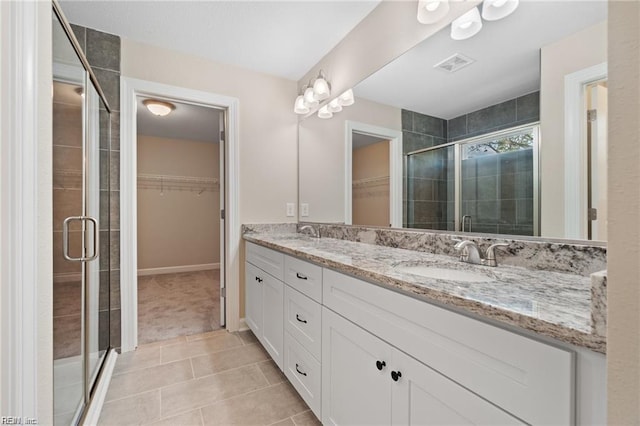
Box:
243;232;606;354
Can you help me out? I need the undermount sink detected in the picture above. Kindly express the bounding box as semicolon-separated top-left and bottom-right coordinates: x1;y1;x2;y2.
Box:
395;265;496;283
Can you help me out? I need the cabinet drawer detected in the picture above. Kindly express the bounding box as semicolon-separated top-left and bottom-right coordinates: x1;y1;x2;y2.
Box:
323;269;574;425
284;255;322;302
284;285;322;360
246;242;284;280
284;331;321;419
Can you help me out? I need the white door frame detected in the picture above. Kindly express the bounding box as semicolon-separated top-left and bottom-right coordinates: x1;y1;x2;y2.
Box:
120;77;240;352
564;62;607;239
344;121;403;227
0;0;52;421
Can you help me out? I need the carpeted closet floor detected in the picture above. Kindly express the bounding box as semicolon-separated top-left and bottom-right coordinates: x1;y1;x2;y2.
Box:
138;270;221;345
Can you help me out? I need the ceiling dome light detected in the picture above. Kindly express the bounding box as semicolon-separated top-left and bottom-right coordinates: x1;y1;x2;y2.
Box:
312;71;331;101
143;99;175;117
417;0;450;25
318;105;333;119
327;98;342;113
294;95;309;114
482;0;519;21
303;85;319;108
450;7;482;40
337;89;355;106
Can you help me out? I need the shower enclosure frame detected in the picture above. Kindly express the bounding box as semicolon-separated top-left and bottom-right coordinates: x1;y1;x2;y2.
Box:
405;123;540;236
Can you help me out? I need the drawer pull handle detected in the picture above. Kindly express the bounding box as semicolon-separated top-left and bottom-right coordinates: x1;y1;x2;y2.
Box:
376;360;386;371
295;364;307;376
255;276;263;283
296;273;308;280
296;314;307;324
391;371;402;382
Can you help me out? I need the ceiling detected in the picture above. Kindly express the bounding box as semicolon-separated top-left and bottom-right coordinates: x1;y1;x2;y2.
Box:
354;1;607;120
352;132;388;149
59;0;380;81
137;98;221;143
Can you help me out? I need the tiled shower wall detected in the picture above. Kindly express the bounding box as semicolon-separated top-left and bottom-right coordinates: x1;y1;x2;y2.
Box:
71;25;122;351
403;92;539;232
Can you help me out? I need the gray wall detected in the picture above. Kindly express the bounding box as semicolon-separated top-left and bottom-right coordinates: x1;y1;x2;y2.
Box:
71;25;122;351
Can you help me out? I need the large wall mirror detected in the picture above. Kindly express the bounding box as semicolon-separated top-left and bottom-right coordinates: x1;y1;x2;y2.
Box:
298;0;608;242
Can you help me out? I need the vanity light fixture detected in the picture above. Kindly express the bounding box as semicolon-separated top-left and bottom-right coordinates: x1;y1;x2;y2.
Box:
482;0;519;21
317;105;333;119
312;71;331;101
303;84;319;108
417;0;450;24
450;7;483;40
143;99;175;117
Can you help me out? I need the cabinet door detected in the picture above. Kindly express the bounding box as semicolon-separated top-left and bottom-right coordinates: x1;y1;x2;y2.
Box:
245;262;263;338
262;272;284;370
391;348;523;426
322;307;392;426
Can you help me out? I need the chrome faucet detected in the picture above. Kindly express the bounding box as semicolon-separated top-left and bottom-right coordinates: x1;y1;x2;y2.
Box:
299;224;320;238
453;239;509;267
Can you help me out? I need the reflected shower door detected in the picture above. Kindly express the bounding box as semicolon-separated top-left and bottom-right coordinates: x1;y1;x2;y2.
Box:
460;127;537;236
405;145;455;230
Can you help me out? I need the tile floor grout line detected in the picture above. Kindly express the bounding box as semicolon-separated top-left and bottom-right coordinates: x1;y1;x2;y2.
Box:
198;408;205;426
189;357;196;380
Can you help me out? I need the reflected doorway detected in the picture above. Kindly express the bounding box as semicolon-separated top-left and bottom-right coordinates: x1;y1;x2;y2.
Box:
352;134;391;227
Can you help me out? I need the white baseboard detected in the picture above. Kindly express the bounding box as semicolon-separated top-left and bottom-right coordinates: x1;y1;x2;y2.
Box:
137;263;220;276
238;317;249;332
81;349;118;426
54;272;82;283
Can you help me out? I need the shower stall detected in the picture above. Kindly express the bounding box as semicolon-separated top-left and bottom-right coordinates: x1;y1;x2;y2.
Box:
405;125;539;236
52;2;114;424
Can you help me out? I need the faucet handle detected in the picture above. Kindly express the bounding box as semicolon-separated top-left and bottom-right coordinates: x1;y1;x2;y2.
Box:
485;243;509;266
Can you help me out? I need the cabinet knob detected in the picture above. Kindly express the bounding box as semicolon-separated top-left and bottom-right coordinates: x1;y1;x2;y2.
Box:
391;371;402;382
376;360;386;371
296;314;307;324
295;363;307;376
296;272;308;280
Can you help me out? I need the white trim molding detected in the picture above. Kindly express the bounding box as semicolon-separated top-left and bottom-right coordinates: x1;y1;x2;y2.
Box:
120;77;240;352
1;1;52;421
564;62;607;240
344;121;403;227
137;263;220;276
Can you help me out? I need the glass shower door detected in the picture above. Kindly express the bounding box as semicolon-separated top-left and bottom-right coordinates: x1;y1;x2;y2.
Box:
459;127;537;236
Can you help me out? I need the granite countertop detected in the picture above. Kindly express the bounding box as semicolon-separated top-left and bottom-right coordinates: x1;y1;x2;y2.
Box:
243;232;606;354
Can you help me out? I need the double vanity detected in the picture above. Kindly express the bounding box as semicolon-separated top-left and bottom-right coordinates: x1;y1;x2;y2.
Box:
243;224;607;425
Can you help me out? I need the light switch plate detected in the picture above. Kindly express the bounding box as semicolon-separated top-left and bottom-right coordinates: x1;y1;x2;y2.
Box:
300;203;309;217
286;203;295;217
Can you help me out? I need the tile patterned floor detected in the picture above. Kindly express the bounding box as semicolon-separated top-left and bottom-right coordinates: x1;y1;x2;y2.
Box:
138;271;221;345
98;330;319;426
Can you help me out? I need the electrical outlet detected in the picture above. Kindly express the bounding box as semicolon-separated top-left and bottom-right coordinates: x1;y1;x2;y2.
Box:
286;203;295;217
300;203;309;217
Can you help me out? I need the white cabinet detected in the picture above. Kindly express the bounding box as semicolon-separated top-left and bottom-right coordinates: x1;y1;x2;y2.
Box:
322;307;392;426
245;244;285;370
323;307;522;426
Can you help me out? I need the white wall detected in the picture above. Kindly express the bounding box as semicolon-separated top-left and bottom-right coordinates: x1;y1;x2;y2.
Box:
122;39;299;225
137;135;220;270
540;21;607;238
299;97;401;223
607;1;640;423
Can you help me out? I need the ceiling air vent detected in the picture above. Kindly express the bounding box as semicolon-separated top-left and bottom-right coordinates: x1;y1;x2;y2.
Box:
433;53;475;73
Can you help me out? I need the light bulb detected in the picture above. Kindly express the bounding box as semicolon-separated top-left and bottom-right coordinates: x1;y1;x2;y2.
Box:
417;0;449;25
328;98;342;113
450;7;482;40
294;95;309;114
313;74;330;101
459;21;473;30
303;86;319;108
426;1;440;12
337;89;354;106
482;0;519;21
318;105;333;119
143;99;175;117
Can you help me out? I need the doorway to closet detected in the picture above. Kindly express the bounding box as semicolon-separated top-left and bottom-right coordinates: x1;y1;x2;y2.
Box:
135;98;226;344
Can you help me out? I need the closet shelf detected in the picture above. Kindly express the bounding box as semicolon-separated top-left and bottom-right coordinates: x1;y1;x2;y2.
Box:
352;175;390;188
137;173;219;193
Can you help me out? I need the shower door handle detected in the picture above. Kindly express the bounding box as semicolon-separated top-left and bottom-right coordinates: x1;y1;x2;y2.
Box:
63;216;99;262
